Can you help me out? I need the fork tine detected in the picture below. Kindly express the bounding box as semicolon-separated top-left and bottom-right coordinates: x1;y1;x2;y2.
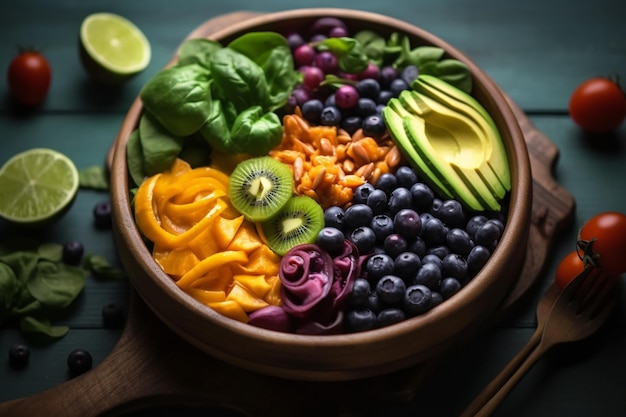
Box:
582;274;619;319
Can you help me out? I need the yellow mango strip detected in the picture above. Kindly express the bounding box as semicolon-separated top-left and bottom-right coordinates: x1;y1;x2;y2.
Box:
265;275;282;306
160;191;226;233
153;246;200;278
232;245;280;277
208;300;250;323
187;226;221;260
176;250;249;289
185;288;226;305
187;265;233;291
226;221;263;253
213;215;245;250
135;174;179;245
226;281;270;312
232;274;272;299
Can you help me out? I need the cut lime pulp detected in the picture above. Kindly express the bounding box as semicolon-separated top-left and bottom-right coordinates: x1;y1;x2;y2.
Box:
79;12;151;84
0;148;79;226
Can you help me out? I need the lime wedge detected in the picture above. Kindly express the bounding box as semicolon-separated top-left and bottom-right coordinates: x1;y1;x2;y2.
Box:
79;12;151;84
0;148;79;226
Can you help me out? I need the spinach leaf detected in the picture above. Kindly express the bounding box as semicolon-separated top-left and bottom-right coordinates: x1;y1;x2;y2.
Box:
199;99;235;153
230;106;283;155
0;262;18;322
431;59;473;93
209;48;270;113
79;165;110;191
139;112;184;176
83;253;127;280
20;316;69;344
354;30;386;66
26;260;86;309
177;38;222;67
126;129;146;188
258;46;299;110
227;31;289;63
140;63;213;137
315;37;369;73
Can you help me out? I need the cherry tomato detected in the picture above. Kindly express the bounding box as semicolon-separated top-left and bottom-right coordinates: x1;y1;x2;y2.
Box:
7;49;52;107
568;77;626;133
577;211;626;277
555;250;585;290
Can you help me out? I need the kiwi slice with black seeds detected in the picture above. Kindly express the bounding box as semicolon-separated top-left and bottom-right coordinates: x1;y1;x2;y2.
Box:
228;156;294;222
262;196;325;256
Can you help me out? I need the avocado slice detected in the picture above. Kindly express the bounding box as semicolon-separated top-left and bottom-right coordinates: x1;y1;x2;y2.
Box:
382;103;457;201
397;91;501;211
413;75;511;194
399;90;506;203
384;98;488;211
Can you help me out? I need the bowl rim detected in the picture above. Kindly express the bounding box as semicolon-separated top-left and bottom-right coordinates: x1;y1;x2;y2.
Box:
110;7;532;379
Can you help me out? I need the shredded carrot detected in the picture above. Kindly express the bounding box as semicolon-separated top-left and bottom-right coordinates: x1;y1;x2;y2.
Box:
270;113;401;209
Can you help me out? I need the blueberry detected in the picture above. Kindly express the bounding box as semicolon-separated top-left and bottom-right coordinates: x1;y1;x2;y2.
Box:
440;277;462;299
349;226;376;254
383;233;408;258
487;218;505;234
317;227;346;254
345;309;377;332
422;217;447;244
344;204;374;229
404;284;433;316
67;349;93;377
436;199;466;228
324;205;345;230
366;188;388;215
341;115;362;135
362;114;386;139
356;98;378;117
466;215;488;237
93;201;112;229
348;278;371;307
388;187;413;215
8;344;30;370
320;106;342;126
390;78;409;96
367;291;383;313
393;252;422;281
446;228;474;256
407;236;427;258
353;182;375;205
102;302;125;328
62;240;84;266
474;221;502;248
375;173;398;196
366;253;395;282
356;78;381;99
301;99;324;124
400;65;420;85
426;245;450;260
431;291;444;308
377;90;394;105
441;254;468;280
410;182;434;212
379;66;399;88
393;208;422;239
431;198;443;214
376;308;406;328
370;214;394;242
414;262;442;290
375;275;406;305
394;166;418;188
467;245;491;276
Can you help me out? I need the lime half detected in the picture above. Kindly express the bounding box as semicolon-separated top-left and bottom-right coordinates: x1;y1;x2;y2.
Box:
0;148;79;226
79;12;151;84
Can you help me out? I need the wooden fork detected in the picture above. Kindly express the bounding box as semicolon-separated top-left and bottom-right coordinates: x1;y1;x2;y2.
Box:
460;267;619;417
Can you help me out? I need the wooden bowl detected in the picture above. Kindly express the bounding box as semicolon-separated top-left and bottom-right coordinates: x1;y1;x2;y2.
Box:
110;8;532;381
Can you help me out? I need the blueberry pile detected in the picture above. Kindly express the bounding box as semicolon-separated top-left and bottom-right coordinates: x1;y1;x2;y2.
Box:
284;19;418;138
316;165;506;332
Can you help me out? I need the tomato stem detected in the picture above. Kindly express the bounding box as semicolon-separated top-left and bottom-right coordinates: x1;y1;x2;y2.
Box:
576;237;599;268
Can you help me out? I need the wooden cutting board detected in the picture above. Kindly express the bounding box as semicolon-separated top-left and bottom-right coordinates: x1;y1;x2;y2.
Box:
0;12;575;417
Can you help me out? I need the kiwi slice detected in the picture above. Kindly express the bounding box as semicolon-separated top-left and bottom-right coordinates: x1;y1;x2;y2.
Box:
261;196;324;256
228;156;294;222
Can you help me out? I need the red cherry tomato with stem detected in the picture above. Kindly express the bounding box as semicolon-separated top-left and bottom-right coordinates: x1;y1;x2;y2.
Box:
577;211;626;277
7;48;52;107
568;77;626;133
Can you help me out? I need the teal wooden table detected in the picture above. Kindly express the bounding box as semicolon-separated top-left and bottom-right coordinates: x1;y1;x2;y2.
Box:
1;1;626;416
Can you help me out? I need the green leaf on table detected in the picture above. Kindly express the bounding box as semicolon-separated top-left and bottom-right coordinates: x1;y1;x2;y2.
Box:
0;262;18;322
20;316;69;344
37;242;63;262
79;165;110;191
26;260;86;309
83;253;126;280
